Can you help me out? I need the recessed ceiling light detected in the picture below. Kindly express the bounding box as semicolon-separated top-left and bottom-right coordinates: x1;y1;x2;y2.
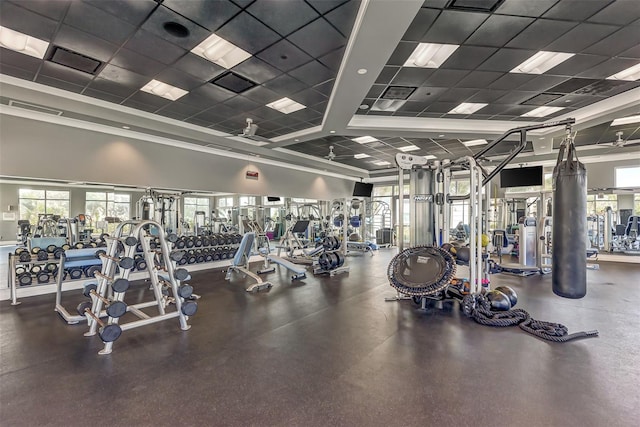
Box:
371;99;406;112
611;115;640;126
607;63;640;81
294;138;300;142
357;68;367;74
191;33;251;69
352;136;378;144
510;51;574;74
447;103;487;115
354;153;371;159
462;139;488;147
329;130;336;134
398;145;420;152
404;43;459;68
266;97;306;114
359;104;369;110
140;79;188;101
0;26;49;58
372;160;391;166
122;126;130;129
521;106;564;117
438;134;445;137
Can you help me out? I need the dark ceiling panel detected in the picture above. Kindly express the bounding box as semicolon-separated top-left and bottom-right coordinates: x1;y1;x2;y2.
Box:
324;0;360;37
175;82;235;107
288;60;333;86
87;77;140;97
35;75;84;93
516;75;568;92
124;30;188;65
211;72;257;93
505;19;577;50
436;87;479;102
122;98;165;113
64;1;136;45
402;7;441;41
84;0;158;26
288;17;346;58
408;86;447;101
317;47;345;71
110;48;166;77
290;88;326;106
173;54;226;81
387;41;418;66
578;57;640;79
477;48;536;72
53;25;120;63
547;78;598;94
304;0;349;14
154;67;205;91
231;57;281;84
263;74;307;96
467;89;508;103
216;12;282;54
155;101;202;119
465;15;535;47
494;90;538;104
247;0;319;36
583;26;640;57
587;0;640;25
423;101;460;113
223;95;261;112
40;56;97;83
375;66;400;84
520;93;563;106
441;46;498;70
488;73;535;90
455;71;503;88
546;54;608;77
0;63;37;81
424;69;470;86
162;0;241;31
619;44;640;59
128;90;173;110
141;5;212;51
98;64;149;88
421;10;488;44
542;0;612;21
544;23;619;53
0;48;42;73
256;39;313;72
391;68;434;86
8;0;71;21
494;0;558;17
82;88;126;104
0;1;59;41
313;78;334;96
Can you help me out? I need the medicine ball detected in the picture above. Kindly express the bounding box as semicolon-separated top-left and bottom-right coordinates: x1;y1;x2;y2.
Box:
456;247;470;262
494;286;518;308
486;290;512;311
481;233;490;247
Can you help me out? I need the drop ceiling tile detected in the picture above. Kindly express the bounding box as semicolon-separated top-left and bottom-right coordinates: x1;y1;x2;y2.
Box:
309;99;329;112
231;0;257;9
64;1;136;45
423;69;470;86
366;84;386;99
0;48;42;72
155;101;202;119
215;11;282;54
288;60;333;86
313;78;334;95
587;0;640;25
442;46;498;70
256;39;313;72
39;61;95;85
619;44;640;59
288;17;346;58
545;23;620;53
421;10;488;44
247;0;318;36
110;48;166;77
574;79;637;97
376;66;400;84
517;75;569;92
397;101;431;113
163;0;241;31
128;91;173;110
190;107;230;124
545;94;606;108
466;15;535;47
82;88;126;104
231;57;281;84
0;63;37;81
545;78;597;94
403;7;441;41
488;73;535;90
287;107;323;122
304;0;349;14
391;68;434;86
423;101;461;113
0;1;58;41
87;77;139;97
318;47;345;71
241;86;282;104
250;106;287;120
545;54;608;77
34;75;84;93
495;0;558;17
408;87;447;102
505;19;577;50
263;74;308;95
180;84;235;107
124;29;188;65
141;5;212;51
184;116;213;127
387;41;419;66
98;64;149;88
520;92;563;105
477;48;536;72
54;25;120;63
173;53;226;82
290;88;326;105
8;0;71;20
436;87;479;102
578;57;640;79
467;89;508;103
455;71;503;88
154;68;205;91
324;0;360;37
542;0;611;20
583;26;640;57
83;0;158;26
494;90;539;104
223;95;261;112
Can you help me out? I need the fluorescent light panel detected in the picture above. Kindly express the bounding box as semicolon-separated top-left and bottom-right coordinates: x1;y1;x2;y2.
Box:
521;106;564;117
354;153;371;159
447;103;487;115
191;33;251;69
463;139;488;147
352;136;378;144
371;99;406;112
510;51;574;74
423;155;436;160
0;26;49;58
140;79;188;101
611;115;640;126
404;43;459;68
398;145;420;152
266;97;306;114
607;63;640;81
373;160;390;166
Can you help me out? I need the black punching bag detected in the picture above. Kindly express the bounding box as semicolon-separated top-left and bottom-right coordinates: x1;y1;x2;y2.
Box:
552;140;587;298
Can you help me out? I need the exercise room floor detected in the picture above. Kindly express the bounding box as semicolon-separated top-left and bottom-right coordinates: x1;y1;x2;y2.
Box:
1;249;639;426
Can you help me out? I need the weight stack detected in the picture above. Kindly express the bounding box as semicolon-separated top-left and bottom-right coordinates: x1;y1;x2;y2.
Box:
552;141;587;299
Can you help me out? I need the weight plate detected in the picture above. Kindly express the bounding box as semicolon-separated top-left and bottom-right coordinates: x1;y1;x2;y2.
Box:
76;301;93;316
178;284;193;299
106;301;127;318
99;324;122;342
181;301;198;316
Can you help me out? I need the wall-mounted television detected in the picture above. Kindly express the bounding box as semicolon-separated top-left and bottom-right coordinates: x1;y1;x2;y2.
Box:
267;196;281;202
353;182;373;198
500;166;543;188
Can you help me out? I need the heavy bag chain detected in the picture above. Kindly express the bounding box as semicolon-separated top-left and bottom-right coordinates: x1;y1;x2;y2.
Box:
553;125;583;178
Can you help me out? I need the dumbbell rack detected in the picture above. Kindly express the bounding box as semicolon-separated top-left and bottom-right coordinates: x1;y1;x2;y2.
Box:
312;236;350;277
8;246;67;306
84;219;194;355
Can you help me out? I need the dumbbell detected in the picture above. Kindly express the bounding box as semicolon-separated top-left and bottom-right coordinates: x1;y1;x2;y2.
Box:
170;250;185;263
18;273;33;286
44;263;58;274
176;238;186;249
96;250;135;270
53;247;64;259
15;266;27;275
18;250;32;262
61;244;71;251
134;255;147;271
177;284;193;299
36;271;49;284
174;268;189;281
177;256;188;265
202;237;211;247
185;237;195;248
204;252;213;262
36;250;48;261
81;283;128;318
181;300;198;316
74;242;85;249
194;236;203;247
186;250;196;264
46;244;58;254
167;233;179;244
68;268;83;280
111;278;130;293
76;302;122;343
84;264;101;278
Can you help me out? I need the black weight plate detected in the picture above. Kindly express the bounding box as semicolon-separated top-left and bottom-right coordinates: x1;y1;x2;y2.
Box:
37;272;49;283
119;257;135;270
18;273;33;286
178;284;193;299
53;248;64;259
37;251;48;261
106;301;127;318
174;268;189;281
181;301;198;316
69;268;83;280
112;278;130;293
76;301;93;316
85;265;101;278
186;238;195;248
194;237;203;247
202;237;210;247
187;256;196;264
19;251;32;262
46;244;57;253
204;254;213;262
176;239;186;249
196;255;205;263
136;259;147;271
124;236;138;246
167;233;179;243
178;257;188;265
99;324;122;342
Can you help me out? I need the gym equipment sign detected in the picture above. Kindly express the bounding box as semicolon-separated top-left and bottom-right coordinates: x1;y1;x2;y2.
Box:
246;170;259;180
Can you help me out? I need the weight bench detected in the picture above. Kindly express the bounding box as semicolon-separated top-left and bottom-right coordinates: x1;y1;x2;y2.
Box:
258;251;306;280
303;246;324;257
225;232;272;292
347;241;374;256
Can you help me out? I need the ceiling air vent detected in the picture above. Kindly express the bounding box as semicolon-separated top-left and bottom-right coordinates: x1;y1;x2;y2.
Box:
211;72;257;94
8;100;63;116
48;46;103;74
446;0;505;12
521;93;563;106
381;86;417;100
575;80;629;96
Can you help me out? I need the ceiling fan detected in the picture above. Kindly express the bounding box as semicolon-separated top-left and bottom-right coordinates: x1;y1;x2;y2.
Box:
324;145;353;161
599;131;640;148
226;118;272;143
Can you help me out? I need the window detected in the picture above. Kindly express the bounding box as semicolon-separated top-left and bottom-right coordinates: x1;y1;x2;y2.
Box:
290;197;317;203
373;185;393;197
616;166;640;188
85;192;130;231
19;189;70;224
635;194;640;214
586;194;617;216
183;197;210;226
217;197;234;208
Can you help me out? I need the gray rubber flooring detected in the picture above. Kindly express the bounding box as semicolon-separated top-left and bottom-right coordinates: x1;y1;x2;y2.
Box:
1;249;639;426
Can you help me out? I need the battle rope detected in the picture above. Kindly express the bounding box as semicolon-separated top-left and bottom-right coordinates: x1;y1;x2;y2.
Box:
461;294;599;342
